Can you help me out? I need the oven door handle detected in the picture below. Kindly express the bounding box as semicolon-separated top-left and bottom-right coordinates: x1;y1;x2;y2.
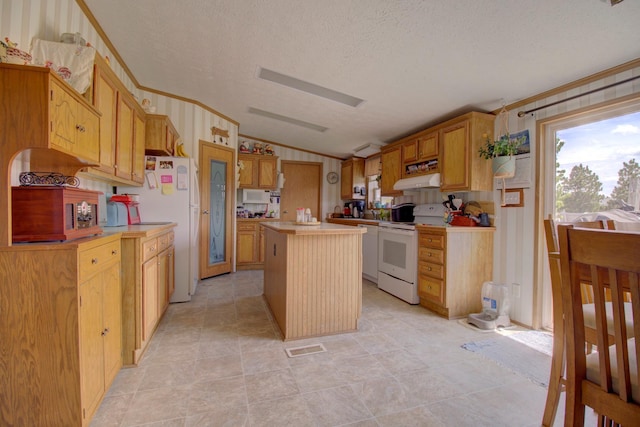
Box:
378;227;415;236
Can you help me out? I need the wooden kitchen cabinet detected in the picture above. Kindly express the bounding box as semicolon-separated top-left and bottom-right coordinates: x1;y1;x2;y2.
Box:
156;232;175;315
0;234;122;426
380;145;403;196
417;226;494;319
83;55;147;185
115;92;135;181
145;114;179;156
439;112;495;192
50;79;100;164
236;219;271;269
0;64;100;170
120;225;176;365
340;157;365;200
401;131;439;178
79;239;122;423
238;153;278;189
91;58;118;175
132;110;146;184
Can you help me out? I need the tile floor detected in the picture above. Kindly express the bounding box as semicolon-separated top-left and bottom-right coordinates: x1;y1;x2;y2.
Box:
91;270;573;427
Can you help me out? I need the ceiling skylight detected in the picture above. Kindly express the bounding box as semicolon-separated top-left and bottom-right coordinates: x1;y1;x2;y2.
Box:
257;67;364;108
248;107;328;132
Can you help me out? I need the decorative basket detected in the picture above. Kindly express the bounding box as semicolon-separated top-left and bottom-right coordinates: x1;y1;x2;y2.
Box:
5;47;32;65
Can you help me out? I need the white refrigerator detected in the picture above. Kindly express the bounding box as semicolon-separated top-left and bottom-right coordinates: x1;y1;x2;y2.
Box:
118;156;200;303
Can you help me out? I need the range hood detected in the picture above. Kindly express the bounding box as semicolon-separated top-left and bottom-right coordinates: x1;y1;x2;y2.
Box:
393;173;441;190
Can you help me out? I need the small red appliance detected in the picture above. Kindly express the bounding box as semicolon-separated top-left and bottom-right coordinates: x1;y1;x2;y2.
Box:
110;194;141;224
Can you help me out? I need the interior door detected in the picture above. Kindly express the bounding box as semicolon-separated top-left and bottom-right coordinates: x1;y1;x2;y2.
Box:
199;140;234;279
280;161;323;221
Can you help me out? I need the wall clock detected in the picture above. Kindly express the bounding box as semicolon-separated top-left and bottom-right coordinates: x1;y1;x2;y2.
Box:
326;171;339;184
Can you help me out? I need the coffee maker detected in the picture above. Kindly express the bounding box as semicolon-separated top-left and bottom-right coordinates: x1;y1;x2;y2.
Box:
344;201;365;218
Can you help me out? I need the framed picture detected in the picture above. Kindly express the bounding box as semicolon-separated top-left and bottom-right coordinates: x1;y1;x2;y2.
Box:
510;129;530;155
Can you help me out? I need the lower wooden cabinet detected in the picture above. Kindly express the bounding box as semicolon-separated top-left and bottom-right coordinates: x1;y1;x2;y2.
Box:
236;219;270;269
417;226;494;319
79;251;122;422
0;234;122;426
121;225;176;365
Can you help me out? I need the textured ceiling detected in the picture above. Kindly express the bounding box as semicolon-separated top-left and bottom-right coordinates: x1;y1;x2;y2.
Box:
83;0;640;159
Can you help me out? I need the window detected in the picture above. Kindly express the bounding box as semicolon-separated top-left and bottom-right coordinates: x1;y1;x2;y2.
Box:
554;111;640;221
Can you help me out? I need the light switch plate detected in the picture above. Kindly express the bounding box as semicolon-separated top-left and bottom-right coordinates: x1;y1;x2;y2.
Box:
502;188;524;207
504;191;520;205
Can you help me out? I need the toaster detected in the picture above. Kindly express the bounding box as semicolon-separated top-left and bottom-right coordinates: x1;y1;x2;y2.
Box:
106;201;128;226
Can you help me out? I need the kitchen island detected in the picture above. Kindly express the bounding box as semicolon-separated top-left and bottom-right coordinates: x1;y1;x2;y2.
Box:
261;221;366;340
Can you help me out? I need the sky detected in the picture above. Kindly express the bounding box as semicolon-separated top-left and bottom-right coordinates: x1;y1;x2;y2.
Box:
556;111;640;197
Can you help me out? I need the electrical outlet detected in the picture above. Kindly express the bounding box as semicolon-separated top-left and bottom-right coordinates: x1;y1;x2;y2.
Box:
511;283;521;298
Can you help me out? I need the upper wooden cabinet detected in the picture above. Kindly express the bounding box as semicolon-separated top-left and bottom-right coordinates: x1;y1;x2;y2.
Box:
132;111;146;184
340;157;365;200
0;64;100;168
401;131;439;178
380;145;403;197
145;114;179;156
439;112;494;192
115;93;135;181
84;55;147;186
91;58;118;175
50;79;100;164
238;154;278;189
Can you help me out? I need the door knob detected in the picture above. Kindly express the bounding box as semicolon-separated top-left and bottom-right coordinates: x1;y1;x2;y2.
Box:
202;210;209;215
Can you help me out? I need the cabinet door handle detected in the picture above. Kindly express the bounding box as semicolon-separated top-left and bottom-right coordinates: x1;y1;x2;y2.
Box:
202;210;209;215
112;250;118;255
91;258;98;264
101;328;109;336
427;267;432;271
76;124;86;133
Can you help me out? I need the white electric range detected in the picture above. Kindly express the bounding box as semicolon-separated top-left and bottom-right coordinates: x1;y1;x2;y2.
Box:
377;203;446;303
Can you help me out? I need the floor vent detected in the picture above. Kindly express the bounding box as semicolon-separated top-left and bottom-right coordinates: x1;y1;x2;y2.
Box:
285;343;327;358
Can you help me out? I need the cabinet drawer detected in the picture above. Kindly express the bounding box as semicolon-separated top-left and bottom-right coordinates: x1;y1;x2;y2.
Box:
238;222;258;232
142;238;159;262
418;276;444;304
157;232;173;252
419;262;443;280
418;247;444;264
419;233;444;249
79;239;121;282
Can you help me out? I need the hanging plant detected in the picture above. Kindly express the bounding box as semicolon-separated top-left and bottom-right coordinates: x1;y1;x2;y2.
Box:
478;134;522;159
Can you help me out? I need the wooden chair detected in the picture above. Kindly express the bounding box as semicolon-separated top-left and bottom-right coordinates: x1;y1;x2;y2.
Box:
541;218;635;426
557;225;640;426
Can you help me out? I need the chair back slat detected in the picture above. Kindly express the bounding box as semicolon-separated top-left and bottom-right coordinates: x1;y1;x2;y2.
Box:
590;264;613;392
557;225;640;425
